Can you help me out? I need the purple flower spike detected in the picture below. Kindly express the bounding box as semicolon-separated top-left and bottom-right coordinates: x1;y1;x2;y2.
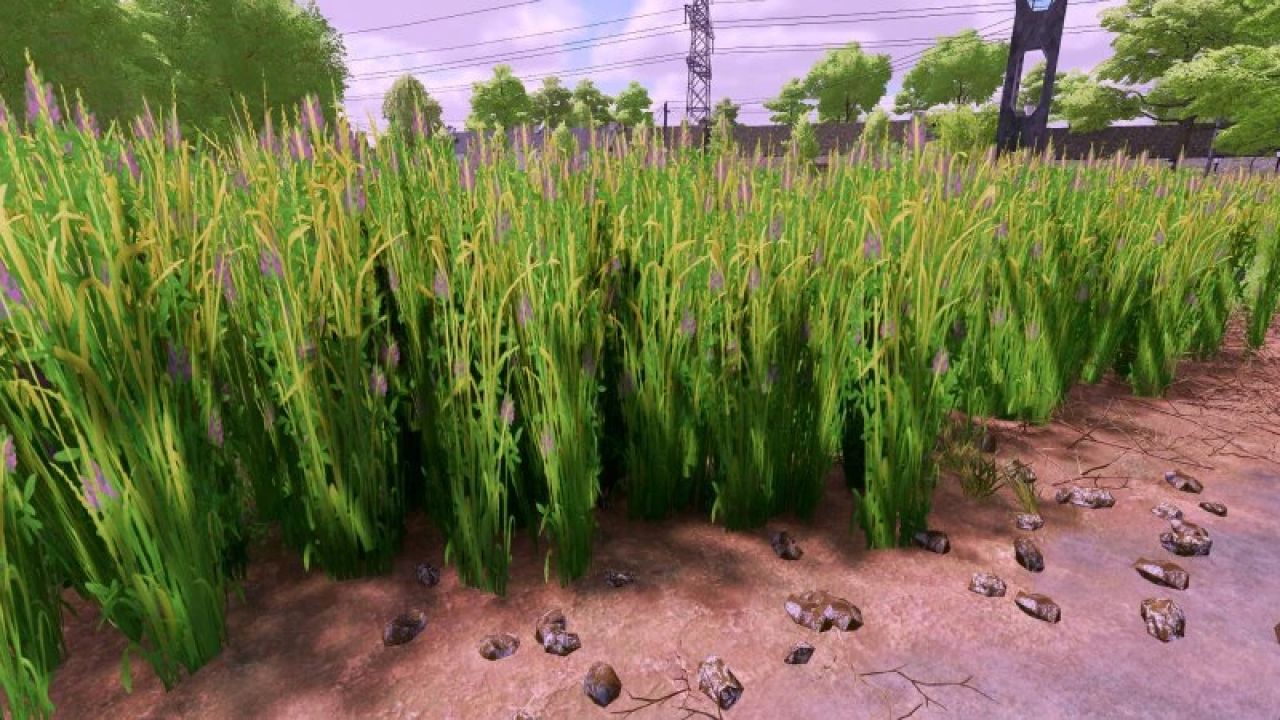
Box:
207;410;225;448
0;97;9;127
500;395;515;426
1030;242;1043;259
679;311;696;339
121;147;141;182
992;307;1007;326
3;436;15;472
388;268;400;293
1027;322;1040;340
165;116;182;151
812;244;824;268
995;222;1008;239
381;342;401;370
74;106;100;139
516;295;534;326
214;253;237;304
133;106;158;142
709;269;724;292
258;249;284;279
288;129;312;162
610;256;622;274
1153;230;1165;246
0;262;26;316
452;360;467;379
863;232;882;260
81;461;119;511
370;368;388;397
879;319;895;339
343;185;367;213
166;341;192;382
932;349;950;375
539;429;555;456
301;96;325;135
24;70;42;124
433;270;450;297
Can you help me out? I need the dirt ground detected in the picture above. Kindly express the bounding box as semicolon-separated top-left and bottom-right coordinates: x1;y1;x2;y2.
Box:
48;324;1280;720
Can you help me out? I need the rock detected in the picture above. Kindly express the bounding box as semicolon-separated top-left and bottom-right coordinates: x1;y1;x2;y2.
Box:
1140;598;1186;642
1014;591;1061;623
978;428;997;454
1160;519;1212;557
784;642;815;665
1198;501;1227;517
534;609;581;656
416;563;440;587
770;530;804;560
1275;622;1280;645
784;590;864;633
1007;460;1037;485
604;569;635;587
583;662;622;708
1014;537;1045;572
478;633;520;660
697;656;744;711
1054;486;1115;508
1151;502;1183;521
1133;558;1190;590
1164;470;1203;493
514;712;536;720
383;610;427;647
912;529;951;554
968;572;1007;597
1015;513;1044;531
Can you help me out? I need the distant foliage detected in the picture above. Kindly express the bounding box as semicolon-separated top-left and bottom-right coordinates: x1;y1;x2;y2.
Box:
382;75;442;142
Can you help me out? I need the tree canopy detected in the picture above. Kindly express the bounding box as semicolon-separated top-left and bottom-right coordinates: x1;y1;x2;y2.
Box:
894;29;1008;113
1158;44;1280;155
467;64;530;130
764;78;812;125
529;76;573;129
803;43;892;122
569;79;613;126
709;98;741;127
1016;61;1090;121
382;75;441;141
613;81;653;127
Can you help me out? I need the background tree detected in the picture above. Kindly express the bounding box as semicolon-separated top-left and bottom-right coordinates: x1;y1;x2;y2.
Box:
861;107;892;146
613;81;653;127
894;29;1008;113
1016;61;1090;121
803;42;892;122
569;79;613;126
467;64;531;130
709;97;741;127
1158;44;1280;156
790;113;819;164
529;76;573;129
381;74;441;141
764;78;812;125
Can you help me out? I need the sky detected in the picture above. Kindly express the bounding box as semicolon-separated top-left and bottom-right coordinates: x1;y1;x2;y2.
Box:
315;0;1129;130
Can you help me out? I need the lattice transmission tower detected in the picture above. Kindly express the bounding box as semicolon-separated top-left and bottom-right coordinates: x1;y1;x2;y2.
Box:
996;0;1069;155
684;0;714;128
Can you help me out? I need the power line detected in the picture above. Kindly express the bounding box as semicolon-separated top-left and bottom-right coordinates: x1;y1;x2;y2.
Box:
342;0;543;36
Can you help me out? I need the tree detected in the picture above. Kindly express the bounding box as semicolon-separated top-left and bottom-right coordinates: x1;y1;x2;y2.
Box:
764;78;812;125
709;98;740;127
803;43;892;122
791;113;819;164
529;76;573;129
894;29;1008;113
467;64;531;130
382;75;441;141
1159;45;1280;155
862;107;891;146
613;81;653;127
1016;61;1091;121
569;79;613;126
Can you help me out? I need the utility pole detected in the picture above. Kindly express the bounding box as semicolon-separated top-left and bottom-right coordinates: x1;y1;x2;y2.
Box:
996;0;1069;156
684;0;713;146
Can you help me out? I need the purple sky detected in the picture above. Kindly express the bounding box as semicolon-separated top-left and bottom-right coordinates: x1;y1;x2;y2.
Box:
317;0;1127;129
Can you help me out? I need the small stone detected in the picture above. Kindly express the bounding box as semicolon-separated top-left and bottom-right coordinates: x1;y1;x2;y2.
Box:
1015;513;1044;531
383;610;427;647
912;529;951;554
534;609;581;656
1198;501;1227;517
416;563;440;587
1014;537;1044;572
1007;460;1036;485
1164;470;1203;493
604;569;635;587
1054;486;1115;508
1274;622;1279;645
969;572;1007;597
784;590;863;633
1140;598;1186;642
697;656;744;711
514;712;536;720
1160;519;1212;556
784;642;815;664
978;428;997;454
583;662;622;708
478;633;520;660
770;530;804;560
1014;591;1061;623
1151;502;1183;521
1133;557;1190;590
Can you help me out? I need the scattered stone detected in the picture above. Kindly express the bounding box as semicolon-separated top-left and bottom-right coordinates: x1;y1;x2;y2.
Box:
697;656;744;711
383;610;427;647
1199;501;1227;517
514;712;536;720
912;529;951;555
534;609;582;656
784;642;815;665
1151;502;1183;521
1014;537;1045;572
969;572;1007;597
1015;513;1044;531
583;662;622;708
1054;486;1116;508
1160;519;1212;557
784;590;864;633
1140;598;1186;642
1014;591;1061;623
415;563;440;587
478;633;520;661
1164;470;1203;494
1007;460;1037;485
1133;558;1190;591
1274;622;1279;645
770;530;804;560
604;569;635;587
978;428;997;454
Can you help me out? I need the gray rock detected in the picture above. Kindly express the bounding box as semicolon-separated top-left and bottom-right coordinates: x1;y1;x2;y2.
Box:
1007;460;1037;485
1133;557;1190;590
1198;501;1227;517
1140;598;1186;642
478;633;519;660
1015;537;1044;573
1151;502;1183;521
383;610;427;647
784;642;815;665
583;662;622;708
1015;513;1044;531
1014;591;1061;623
534;609;581;656
771;530;804;560
1275;622;1279;645
604;569;635;587
969;572;1007;597
1054;486;1115;508
912;529;951;554
978;428;997;454
784;590;864;633
1160;519;1212;556
698;656;744;710
1164;470;1203;493
416;563;440;587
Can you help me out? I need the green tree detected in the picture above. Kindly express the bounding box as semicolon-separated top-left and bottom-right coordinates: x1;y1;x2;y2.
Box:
569;79;613;126
1016;61;1091;121
613;81;653;127
529;76;573;129
764;78;812;125
894;29;1008;113
467;64;531;130
381;74;441;141
790;113;819;164
709;97;741;127
1159;45;1280;155
861;106;891;146
803;42;892;122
